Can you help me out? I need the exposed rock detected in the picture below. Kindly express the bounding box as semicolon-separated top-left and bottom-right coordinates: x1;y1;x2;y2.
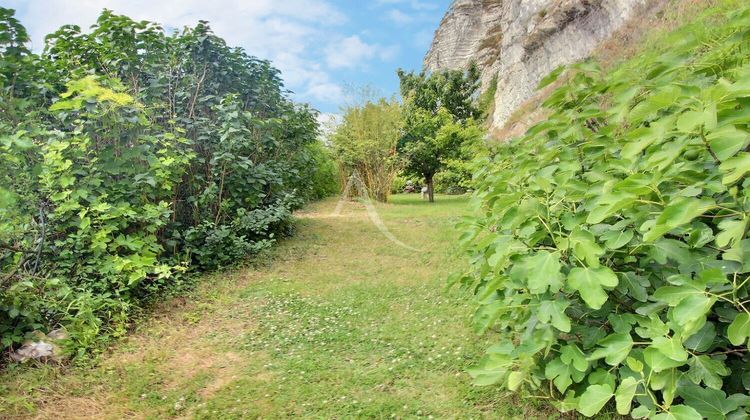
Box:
424;0;649;132
9;328;68;363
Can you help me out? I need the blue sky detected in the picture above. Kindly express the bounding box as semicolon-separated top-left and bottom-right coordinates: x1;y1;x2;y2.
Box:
6;0;452;116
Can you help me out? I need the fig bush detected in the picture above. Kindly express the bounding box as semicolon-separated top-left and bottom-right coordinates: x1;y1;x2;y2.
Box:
458;6;750;418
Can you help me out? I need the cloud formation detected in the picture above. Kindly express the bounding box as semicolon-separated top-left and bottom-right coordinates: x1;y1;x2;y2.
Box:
325;35;399;70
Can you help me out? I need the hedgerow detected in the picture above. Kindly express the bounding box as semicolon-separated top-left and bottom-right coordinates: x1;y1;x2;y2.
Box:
0;9;334;357
458;5;750;419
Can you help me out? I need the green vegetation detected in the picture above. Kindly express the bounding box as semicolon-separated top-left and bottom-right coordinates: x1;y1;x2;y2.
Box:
4;0;749;418
0;9;331;357
0;195;550;418
331;98;402;202
397;65;484;202
458;3;750;418
330;69;484;202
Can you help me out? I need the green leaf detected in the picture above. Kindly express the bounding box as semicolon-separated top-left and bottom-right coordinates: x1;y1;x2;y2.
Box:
678;385;738;419
524;251;564;294
468;353;511;386
577;384;614;417
652;368;681;406
545;357;576;393
672;295;716;337
719;152;750;184
589;333;633;366
649;239;692;265
677;110;706;132
644;347;687;372
538;299;571;332
626;356;644;373
618;272;650;302
538;65;565;89
650;336;688;362
646;139;685;170
707;126;750;161
569;228;605;267
652;285;704;306
567;266;619;310
629;86;678;121
507;371;523;391
636;315;670;339
716;217;748;249
621;130;657;158
643;197;715;242
601;229;634;250
652;405;702;420
632;405;653;418
686;355;729;389
560;344;589;372
684;322;716;352
586;192;637;224
727;313;750;346
615;377;638;415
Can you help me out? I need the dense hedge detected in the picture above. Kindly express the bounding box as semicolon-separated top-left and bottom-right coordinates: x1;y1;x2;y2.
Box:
0;9;335;356
458;5;750;418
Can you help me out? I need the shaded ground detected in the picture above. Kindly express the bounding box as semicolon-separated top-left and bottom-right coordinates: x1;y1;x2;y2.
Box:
0;194;551;419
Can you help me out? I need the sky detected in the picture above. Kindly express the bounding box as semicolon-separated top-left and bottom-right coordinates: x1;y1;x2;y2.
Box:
5;0;452;117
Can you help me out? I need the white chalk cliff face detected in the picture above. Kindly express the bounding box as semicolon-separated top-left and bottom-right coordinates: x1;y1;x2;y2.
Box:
424;0;648;132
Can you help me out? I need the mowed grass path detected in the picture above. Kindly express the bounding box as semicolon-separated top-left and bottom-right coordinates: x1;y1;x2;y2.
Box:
1;194;545;419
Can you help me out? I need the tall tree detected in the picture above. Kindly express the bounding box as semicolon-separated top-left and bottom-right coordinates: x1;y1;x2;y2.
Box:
397;65;482;202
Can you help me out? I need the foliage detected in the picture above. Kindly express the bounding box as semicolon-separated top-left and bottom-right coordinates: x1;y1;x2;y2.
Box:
0;9;328;356
391;175;408;195
397;66;482;202
331;98;402;202
433;159;472;195
305;140;340;200
397;64;482;122
457;5;750;418
477;75;498;122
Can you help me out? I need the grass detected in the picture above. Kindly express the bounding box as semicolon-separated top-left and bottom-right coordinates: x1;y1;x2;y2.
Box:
0;194;553;419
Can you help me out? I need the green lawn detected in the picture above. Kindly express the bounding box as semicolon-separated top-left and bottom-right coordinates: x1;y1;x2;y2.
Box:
0;194;551;419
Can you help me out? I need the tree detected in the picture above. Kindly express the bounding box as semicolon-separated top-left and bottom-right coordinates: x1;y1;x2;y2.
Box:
397;65;482;202
396;64;481;122
331;98;402;202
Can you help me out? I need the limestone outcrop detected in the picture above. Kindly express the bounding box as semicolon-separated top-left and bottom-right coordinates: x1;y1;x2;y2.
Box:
424;0;649;132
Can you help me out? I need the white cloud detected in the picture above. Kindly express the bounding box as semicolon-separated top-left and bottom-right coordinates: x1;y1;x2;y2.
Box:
325;35;399;70
386;9;414;25
307;83;345;104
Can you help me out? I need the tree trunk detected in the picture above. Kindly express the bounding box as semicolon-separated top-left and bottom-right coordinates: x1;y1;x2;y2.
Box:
426;174;435;203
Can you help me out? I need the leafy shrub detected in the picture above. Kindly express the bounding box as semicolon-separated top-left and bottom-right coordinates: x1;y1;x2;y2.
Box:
458;5;750;419
304;141;340;200
391;175;408;194
434;159;473;195
0;10;330;357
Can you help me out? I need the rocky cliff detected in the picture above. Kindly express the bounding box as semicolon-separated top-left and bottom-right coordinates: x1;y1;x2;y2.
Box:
424;0;651;133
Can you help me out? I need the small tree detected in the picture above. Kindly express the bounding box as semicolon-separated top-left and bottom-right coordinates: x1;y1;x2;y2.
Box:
397;65;482;202
331;98;402;202
399;108;482;202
